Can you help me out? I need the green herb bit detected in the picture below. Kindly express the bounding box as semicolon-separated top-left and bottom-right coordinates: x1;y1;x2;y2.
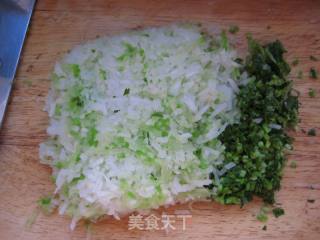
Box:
99;69;107;80
307;128;317;136
54;161;65;169
23;79;33;87
141;33;150;37
297;70;303;79
272;207;285;218
261;205;272;214
123;88;130;96
118;66;125;72
37;196;53;214
71;174;85;184
310;67;318;79
86;127;98;147
39;196;51;205
310;55;318;61
116;42;141;62
220;30;229;50
54;104;62;117
291;59;299;66
197;35;206;45
229;25;239;34
70;64;81;78
50;175;56;183
257;212;268;222
25;208;40;229
308;88;316;98
256;205;271;222
289;161;297;169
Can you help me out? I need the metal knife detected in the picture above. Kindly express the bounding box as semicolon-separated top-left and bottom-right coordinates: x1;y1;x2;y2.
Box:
0;0;36;127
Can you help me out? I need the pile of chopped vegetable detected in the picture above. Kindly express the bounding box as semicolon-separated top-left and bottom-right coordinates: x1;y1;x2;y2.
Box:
39;23;298;229
210;37;299;205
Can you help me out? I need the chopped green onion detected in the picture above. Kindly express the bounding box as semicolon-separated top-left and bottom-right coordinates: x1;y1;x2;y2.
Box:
229;25;239;34
291;59;299;66
307;128;316;136
257;212;268;222
310;67;318;79
289;161;297;169
123;88;130;96
272;207;285;218
310;55;318;61
308;88;316;98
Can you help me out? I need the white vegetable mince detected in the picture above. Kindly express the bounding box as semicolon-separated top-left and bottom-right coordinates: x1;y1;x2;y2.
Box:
39;24;246;229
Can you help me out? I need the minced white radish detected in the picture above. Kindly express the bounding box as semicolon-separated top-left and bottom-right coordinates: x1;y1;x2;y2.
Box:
39;23;246;229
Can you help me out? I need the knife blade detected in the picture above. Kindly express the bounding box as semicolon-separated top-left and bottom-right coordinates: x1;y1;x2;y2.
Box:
0;0;36;127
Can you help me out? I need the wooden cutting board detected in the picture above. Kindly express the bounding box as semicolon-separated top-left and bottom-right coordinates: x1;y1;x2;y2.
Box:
0;1;319;239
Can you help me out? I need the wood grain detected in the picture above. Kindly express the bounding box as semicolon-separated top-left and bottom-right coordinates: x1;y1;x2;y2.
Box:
0;0;319;239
